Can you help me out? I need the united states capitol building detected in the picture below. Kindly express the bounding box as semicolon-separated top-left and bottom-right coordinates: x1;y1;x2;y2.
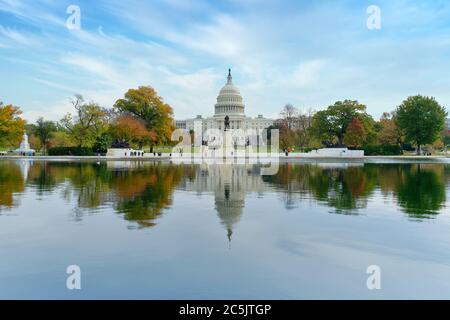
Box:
175;69;274;146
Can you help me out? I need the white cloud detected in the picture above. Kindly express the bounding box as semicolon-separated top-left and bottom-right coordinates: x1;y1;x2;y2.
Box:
291;59;328;88
22;98;74;122
166;14;245;60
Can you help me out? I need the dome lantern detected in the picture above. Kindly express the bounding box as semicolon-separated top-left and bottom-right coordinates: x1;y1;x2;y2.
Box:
227;68;232;84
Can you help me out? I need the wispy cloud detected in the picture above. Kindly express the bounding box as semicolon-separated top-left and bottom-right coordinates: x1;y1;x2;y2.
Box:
0;25;40;46
0;0;450;122
33;78;76;93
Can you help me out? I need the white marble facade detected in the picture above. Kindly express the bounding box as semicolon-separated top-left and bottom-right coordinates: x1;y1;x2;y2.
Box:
175;69;274;147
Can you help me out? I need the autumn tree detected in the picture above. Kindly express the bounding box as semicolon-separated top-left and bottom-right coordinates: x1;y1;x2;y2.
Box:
0;102;26;148
344;117;366;148
273;120;296;150
275;105;316;150
395;95;447;154
110;115;156;149
377;112;403;146
0;161;25;209
114;86;174;148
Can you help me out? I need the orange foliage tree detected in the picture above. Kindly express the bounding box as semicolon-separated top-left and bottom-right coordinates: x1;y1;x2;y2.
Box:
114;86;175;148
344;117;366;148
111;115;156;149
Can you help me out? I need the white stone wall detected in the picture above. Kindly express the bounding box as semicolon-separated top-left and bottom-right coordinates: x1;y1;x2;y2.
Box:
106;148;145;158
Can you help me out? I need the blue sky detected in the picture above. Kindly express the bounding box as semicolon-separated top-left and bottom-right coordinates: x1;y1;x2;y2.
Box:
0;0;449;122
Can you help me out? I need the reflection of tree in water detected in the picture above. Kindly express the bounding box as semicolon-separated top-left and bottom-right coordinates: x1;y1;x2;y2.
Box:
21;161;191;228
264;164;377;214
0;161;25;210
1;160;448;225
26;162;111;208
112;164;187;228
265;163;447;217
27;162;59;195
395;164;446;218
325;167;377;214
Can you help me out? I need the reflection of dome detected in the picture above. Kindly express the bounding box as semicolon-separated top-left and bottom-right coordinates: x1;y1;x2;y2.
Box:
214;69;245;116
215;184;245;243
183;164;270;245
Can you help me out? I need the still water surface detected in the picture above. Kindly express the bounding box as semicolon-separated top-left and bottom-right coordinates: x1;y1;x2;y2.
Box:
0;160;450;299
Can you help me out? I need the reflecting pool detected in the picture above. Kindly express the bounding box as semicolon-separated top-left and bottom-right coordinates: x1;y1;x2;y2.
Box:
0;160;450;299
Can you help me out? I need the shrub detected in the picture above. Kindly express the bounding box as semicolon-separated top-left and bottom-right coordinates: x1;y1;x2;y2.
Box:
363;145;403;156
48;147;94;156
402;143;415;152
443;136;450;147
93;133;112;154
299;147;316;153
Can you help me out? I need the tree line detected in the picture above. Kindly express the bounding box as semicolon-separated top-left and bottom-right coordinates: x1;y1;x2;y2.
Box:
0;86;175;154
273;95;448;155
0;90;448;155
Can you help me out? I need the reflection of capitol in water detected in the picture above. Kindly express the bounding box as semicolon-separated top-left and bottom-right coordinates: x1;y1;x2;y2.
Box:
180;164;272;242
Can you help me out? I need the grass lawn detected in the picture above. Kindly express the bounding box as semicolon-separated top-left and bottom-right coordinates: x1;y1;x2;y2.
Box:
151;146;281;154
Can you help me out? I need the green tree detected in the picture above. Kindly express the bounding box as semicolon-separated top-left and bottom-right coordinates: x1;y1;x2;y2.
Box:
443;135;450;147
33;117;56;154
28;134;43;151
93;132;112;154
395;95;447;154
50;131;75;147
396;165;446;217
310;100;374;146
0;102;26;148
114;86;174;147
60;95;109;148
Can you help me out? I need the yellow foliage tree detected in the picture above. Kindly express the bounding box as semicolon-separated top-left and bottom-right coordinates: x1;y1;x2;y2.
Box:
0;103;26;149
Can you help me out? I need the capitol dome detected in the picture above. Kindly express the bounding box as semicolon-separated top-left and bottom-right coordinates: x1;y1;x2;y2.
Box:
214;69;245;116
